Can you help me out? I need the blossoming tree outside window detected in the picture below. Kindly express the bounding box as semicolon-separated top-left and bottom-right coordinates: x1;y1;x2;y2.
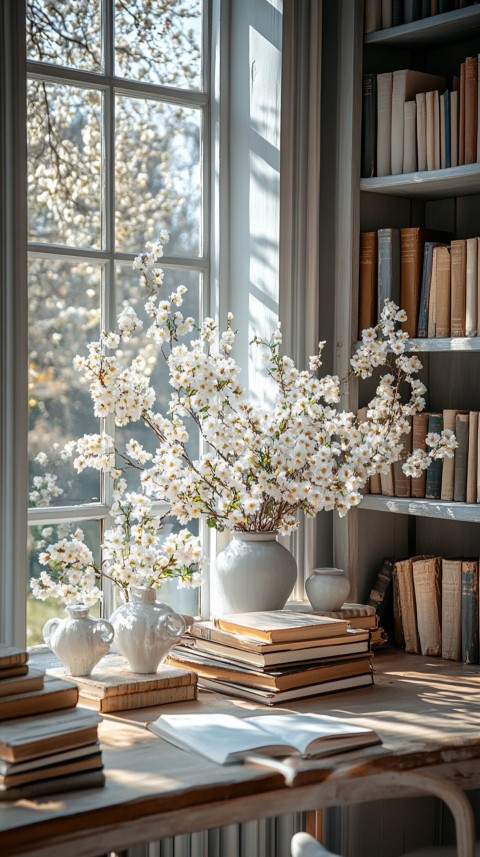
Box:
31;234;456;609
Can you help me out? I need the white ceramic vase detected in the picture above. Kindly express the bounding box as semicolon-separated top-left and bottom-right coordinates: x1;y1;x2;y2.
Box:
110;585;186;674
42;605;115;676
305;567;351;611
214;532;297;614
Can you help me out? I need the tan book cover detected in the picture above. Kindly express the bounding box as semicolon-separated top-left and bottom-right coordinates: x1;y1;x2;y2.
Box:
412;556;442;656
450;238;467;337
403;100;417;173
0;668;44;698
466;411;479;504
377;72;393;177
440;89;446;169
0;646;28;670
192;619;367;654
0;676;78;721
370;472;382;494
441;409;457;501
380;465;395;497
80;682;198;713
441;559;462;661
433;244;451;337
214;611;349;643
391;70;445;175
400;227;448;339
358;232;377;337
464;56;478;165
393;557;421;654
416;92;427;171
411;412;429;498
393;417;412;497
465;236;478;337
454;412;470;502
0;708;101;763
426;89;436;171
459;61;465;166
450;88;459;168
391;564;405;649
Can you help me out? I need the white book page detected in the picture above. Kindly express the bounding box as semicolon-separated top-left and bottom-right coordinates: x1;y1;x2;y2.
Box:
244;713;376;756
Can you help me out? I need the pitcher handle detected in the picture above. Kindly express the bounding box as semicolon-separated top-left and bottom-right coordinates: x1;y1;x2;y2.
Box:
95;619;115;645
160;612;185;640
43;616;61;647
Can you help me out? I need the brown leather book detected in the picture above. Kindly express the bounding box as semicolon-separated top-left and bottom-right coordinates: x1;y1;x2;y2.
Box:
393;557;421;654
358;232;377;337
450;238;467;337
454;412;470;502
441;558;462;661
464;56;478;165
433;244;451;337
441;409;457;501
411;412;429;498
400;227;438;338
459;61;465;166
412;556;442;656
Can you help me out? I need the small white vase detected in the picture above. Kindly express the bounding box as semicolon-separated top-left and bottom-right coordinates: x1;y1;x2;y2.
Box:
110;585;186;674
215;532;297;614
305;568;351;611
43;605;114;676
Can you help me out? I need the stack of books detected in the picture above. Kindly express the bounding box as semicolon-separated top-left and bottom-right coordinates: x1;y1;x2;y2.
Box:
166;611;374;705
392;554;480;665
47;653;198;713
0;645;104;799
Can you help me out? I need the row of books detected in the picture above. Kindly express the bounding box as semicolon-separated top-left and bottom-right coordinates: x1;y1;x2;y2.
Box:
361;57;480;179
0;644;104;799
392;554;480;663
360;409;480;502
358;229;480;340
364;0;475;33
166;611;375;705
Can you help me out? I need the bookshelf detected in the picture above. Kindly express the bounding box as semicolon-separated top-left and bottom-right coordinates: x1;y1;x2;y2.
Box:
325;2;480;601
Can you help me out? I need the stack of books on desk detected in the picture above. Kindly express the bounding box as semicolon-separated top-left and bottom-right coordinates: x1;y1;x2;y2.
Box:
47;653;198;712
0;645;104;799
167;611;374;705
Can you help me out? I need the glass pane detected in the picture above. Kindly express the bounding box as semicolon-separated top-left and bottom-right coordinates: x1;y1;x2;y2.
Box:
27;520;101;647
115;0;203;90
114;263;201;488
27;80;103;249
115;96;201;255
28;257;101;507
26;0;102;72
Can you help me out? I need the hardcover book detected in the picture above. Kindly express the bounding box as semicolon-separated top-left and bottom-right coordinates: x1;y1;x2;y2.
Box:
358;231;378;335
431;244;451;338
361;74;377;179
213;611;349;643
412;556;442;656
196;672;374;706
464;55;478;165
0;708;101;763
416;91;427;171
391;70;445;175
399;228;449;339
0;647;28;670
441;409;458;501
0;768;105;801
0;749;103;791
461;559;479;664
393;416;412;497
0;668;44;698
425;413;443;499
377;227;401;322
466;411;478;504
417;241;444;337
412;412;429;497
0;676;78;721
376;71;394;176
393;557;421;653
450;239;467;338
403;100;417;173
441;558;462;661
367;557;394;624
465;237;478;337
190;620;366;654
454;412;469;502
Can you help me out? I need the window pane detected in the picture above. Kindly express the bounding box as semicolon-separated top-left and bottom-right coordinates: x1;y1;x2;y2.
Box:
28;258;101;507
27;520;101;647
26;0;102;72
28;80;103;249
115;0;203;90
115;96;201;255
114;263;201;488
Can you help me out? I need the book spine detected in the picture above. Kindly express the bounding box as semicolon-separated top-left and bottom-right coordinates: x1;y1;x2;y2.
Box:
403;100;417;173
441;409;457;500
400;227;423;338
376;72;393;177
404;0;422;21
425;413;443;499
364;0;383;32
391;71;407;175
412;557;442;656
411;412;429;497
381;0;393;28
450;239;467;337
465;237;478;337
377;228;400;321
361;74;377;179
450;89;459;168
394;559;420;653
440;87;446;169
367;557;394;623
358;231;378;336
459;61;465;165
466;411;478;503
393;418;412;497
392;0;404;26
461;560;479;664
426;89;436;171
464;56;478;165
433;89;441;169
444;90;451;169
454;412;469;502
417;242;437;337
416;92;427;171
434;244;451;337
441;559;462;661
91;683;198;713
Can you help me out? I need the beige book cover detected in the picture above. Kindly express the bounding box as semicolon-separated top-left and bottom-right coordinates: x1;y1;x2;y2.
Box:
450;239;467;337
403;100;417;173
433;244;451;337
416;92;427;171
454;412;470;502
441;409;457;501
47;657;197;699
377;72;393;176
411;412;428;498
391;70;445;175
412;556;442;656
426;89;436;172
80;682;198;713
441;559;462;661
466;411;479;504
440;90;446;169
380;465;395;497
450;89;459;168
393;557;421;654
465;237;478;337
433;89;440;170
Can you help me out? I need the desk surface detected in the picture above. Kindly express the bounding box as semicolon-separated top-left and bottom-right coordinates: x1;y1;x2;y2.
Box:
2;649;480;857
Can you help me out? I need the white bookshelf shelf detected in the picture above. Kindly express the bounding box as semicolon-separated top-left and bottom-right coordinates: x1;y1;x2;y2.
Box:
364;5;480;47
360;494;480;522
360;164;480;199
355;337;480;352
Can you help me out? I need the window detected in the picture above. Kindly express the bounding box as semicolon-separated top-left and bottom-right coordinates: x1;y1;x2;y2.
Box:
25;0;209;642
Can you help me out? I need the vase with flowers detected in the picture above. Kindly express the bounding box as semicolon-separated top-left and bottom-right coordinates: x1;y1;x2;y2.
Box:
32;232;456;619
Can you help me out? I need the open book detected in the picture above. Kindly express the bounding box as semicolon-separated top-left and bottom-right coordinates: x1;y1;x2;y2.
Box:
147;712;381;773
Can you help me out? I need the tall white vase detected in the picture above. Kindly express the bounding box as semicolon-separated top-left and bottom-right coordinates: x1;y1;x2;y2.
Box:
214;532;297;614
110;585;186;674
43;605;114;676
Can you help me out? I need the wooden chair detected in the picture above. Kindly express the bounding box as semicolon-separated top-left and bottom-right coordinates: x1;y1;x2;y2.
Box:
290;771;479;857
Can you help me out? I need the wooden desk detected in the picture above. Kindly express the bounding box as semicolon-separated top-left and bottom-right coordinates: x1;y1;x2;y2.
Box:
2;650;480;857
